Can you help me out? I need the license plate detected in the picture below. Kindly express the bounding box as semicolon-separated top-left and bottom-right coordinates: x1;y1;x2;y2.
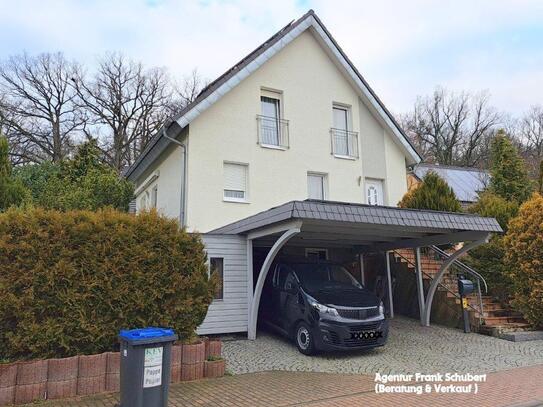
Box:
351;330;383;339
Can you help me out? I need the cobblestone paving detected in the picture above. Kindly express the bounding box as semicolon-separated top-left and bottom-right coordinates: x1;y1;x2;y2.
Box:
223;317;543;375
25;365;543;407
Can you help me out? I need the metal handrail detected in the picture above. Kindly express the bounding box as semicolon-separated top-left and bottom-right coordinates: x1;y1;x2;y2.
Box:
430;245;488;293
392;250;485;319
330;128;359;158
256;115;289;148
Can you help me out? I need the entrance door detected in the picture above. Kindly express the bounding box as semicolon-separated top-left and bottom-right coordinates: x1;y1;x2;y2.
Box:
366;179;384;206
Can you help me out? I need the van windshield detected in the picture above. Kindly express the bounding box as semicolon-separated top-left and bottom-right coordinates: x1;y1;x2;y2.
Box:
290;263;363;293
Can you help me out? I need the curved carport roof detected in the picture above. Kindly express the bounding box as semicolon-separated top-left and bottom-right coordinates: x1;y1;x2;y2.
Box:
211;200;502;251
210;200;502;340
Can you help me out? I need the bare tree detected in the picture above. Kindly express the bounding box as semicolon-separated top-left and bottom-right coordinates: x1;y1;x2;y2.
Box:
72;53;173;171
519;105;543;161
400;88;501;167
167;68;208;117
0;53;83;164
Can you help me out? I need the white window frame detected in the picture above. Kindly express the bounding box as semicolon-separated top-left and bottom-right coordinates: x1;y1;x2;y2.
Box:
307;172;328;200
332;103;356;160
365;178;385;206
259;88;286;150
223;162;249;203
305;248;329;260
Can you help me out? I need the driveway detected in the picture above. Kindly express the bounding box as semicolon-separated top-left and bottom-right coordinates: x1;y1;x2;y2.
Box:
26;365;543;407
223;316;543;374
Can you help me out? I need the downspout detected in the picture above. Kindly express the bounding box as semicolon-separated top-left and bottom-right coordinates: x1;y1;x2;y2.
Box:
162;128;187;227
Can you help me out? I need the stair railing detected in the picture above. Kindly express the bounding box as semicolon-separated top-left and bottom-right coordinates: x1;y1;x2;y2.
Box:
426;245;488;323
392;248;486;324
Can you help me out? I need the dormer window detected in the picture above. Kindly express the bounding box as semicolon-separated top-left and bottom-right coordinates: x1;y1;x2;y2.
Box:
257;89;289;149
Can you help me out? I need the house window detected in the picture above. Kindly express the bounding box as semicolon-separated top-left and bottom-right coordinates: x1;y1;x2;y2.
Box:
333;105;349;155
224;162;248;202
258;89;288;148
151;185;158;208
305;248;328;260
366;179;384;206
307;173;327;200
331;104;358;158
209;257;224;300
139;191;149;211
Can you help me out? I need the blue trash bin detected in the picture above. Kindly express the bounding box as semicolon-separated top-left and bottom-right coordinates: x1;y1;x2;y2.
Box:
118;327;178;407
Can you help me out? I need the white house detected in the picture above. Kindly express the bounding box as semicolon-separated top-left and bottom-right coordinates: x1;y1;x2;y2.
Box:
125;10;501;340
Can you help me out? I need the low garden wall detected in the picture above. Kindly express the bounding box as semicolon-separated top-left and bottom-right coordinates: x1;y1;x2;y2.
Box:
0;338;223;405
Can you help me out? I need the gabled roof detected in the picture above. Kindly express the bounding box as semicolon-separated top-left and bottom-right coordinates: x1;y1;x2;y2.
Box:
413;163;490;203
126;9;422;181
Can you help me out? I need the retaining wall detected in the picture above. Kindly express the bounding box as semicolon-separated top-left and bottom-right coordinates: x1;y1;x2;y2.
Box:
0;338;224;405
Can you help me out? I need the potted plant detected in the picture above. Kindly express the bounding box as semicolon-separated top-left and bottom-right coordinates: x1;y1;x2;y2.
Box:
204;356;225;379
205;337;222;359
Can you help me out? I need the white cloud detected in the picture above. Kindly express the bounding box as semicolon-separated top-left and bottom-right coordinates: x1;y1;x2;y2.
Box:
0;0;542;115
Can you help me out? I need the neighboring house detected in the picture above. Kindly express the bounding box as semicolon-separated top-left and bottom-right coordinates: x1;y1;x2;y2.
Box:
125;10;501;339
408;163;490;207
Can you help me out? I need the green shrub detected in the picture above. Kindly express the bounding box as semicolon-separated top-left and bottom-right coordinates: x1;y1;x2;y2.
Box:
0;136;30;211
14;140;134;211
399;171;462;212
468;192;518;232
465;192;518;301
0;208;216;360
14;161;60;203
504;193;543;328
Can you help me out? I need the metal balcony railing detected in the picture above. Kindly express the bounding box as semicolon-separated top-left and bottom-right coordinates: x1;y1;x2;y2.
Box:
257;115;289;149
330;128;359;158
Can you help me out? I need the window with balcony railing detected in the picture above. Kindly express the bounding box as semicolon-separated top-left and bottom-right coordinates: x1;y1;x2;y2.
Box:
257;114;289;149
331;128;359;159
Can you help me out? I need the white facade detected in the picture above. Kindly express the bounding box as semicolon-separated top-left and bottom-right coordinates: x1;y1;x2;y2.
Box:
128;11;423;336
134;29;412;232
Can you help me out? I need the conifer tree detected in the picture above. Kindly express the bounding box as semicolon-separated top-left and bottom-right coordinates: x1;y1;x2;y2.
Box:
399;171;461;212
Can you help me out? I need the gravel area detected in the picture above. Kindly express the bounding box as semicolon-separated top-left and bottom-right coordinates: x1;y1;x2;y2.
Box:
223;317;543;375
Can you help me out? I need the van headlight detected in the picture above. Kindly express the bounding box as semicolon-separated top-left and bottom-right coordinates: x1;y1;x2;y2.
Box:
310;300;339;317
379;301;385;317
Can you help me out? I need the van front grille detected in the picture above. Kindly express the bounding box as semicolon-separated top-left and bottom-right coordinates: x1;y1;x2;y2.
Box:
336;307;379;320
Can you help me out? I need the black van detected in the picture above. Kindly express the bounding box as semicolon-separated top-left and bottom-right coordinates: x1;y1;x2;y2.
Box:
260;259;388;355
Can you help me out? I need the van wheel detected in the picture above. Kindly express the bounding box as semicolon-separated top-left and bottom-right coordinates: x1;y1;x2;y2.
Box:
295;322;315;355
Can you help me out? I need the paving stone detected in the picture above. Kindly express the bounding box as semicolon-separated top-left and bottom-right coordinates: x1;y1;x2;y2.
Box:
222;317;543;375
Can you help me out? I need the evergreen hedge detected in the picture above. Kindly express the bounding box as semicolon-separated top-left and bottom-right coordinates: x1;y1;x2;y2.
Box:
504;193;543;328
0;208;215;361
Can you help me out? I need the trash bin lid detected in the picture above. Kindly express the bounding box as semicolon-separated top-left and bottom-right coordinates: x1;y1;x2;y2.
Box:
119;327;177;344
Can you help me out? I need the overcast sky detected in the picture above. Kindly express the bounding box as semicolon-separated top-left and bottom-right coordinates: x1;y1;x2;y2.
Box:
1;0;542;116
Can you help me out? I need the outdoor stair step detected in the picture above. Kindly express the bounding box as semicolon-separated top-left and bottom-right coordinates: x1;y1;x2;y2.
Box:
484;309;520;316
483;316;526;325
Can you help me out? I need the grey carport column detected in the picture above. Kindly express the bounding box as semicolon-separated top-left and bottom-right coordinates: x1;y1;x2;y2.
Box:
422;236;489;327
247;225;301;340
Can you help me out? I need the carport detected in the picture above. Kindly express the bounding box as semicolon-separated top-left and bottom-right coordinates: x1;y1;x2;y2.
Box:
210;200;502;340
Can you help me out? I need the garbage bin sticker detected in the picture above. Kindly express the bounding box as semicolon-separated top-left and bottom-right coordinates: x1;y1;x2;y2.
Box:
143;347;163;388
